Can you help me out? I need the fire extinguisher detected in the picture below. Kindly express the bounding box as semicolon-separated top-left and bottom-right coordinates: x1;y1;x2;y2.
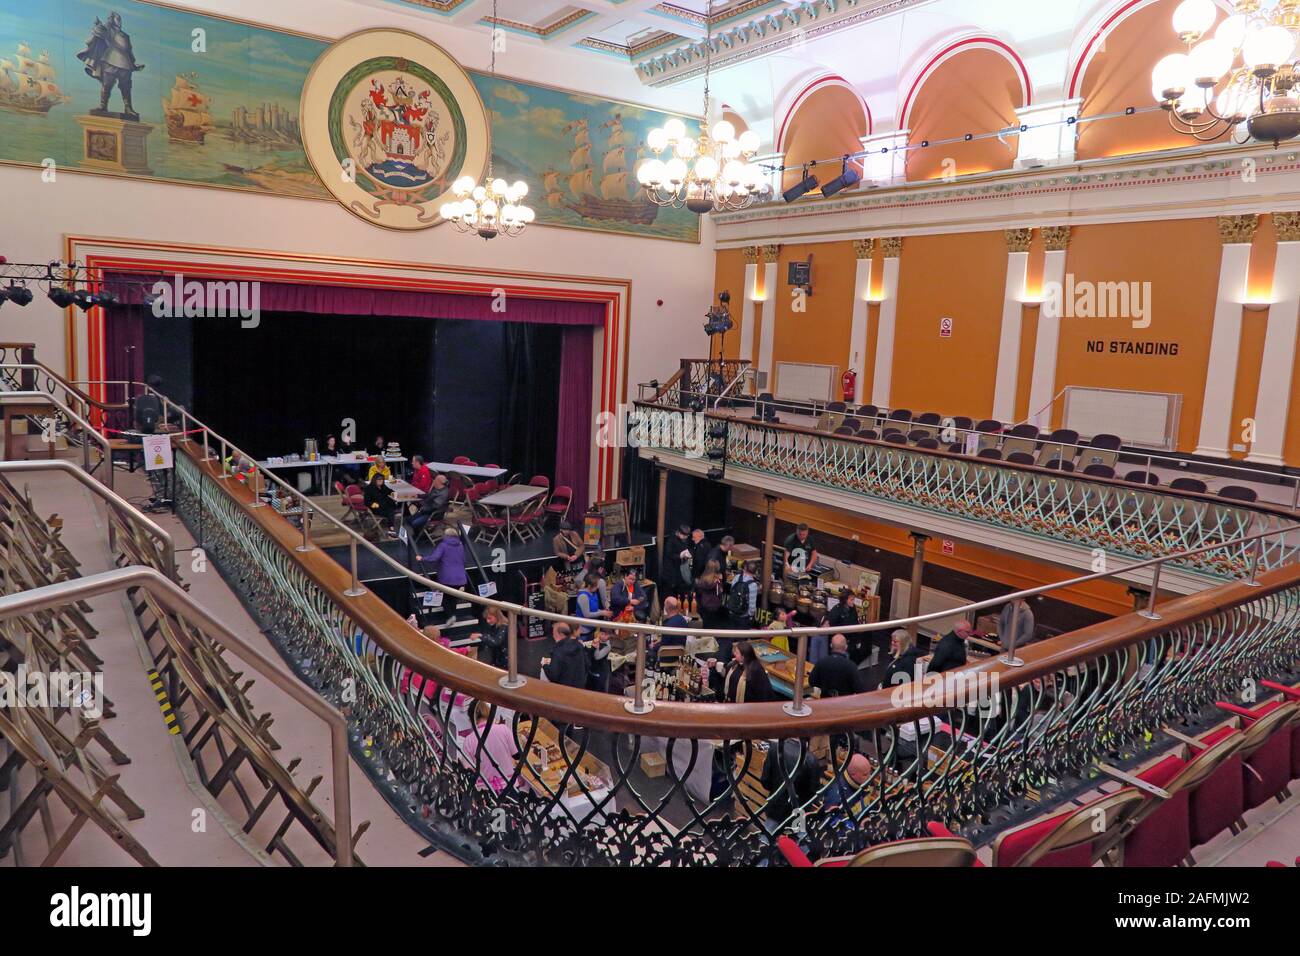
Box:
841;361;857;403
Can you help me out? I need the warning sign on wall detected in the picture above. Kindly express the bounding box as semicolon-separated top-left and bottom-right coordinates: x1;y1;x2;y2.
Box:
939;317;954;338
142;434;173;471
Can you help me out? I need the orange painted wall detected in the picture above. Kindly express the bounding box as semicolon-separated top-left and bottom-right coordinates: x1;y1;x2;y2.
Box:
1049;219;1222;450
889;230;1009;417
1076;0;1221;162
906;50;1021;182
731;488;1133;615
714;247;748;361
771;240;857;375
781;86;869;194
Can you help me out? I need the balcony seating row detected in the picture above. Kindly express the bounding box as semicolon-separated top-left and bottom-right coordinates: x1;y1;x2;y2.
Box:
778;679;1299;867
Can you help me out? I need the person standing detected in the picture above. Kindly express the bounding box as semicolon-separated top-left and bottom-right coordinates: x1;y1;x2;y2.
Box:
928;619;972;674
610;569;649;622
576;573;612;638
688;528;712;582
542;623;588;689
998;597;1035;654
660;524;693;600
809;634;864;698
694;559;727;631
471;606;509;669
422;526;469;589
782;524;819;577
726;561;758;630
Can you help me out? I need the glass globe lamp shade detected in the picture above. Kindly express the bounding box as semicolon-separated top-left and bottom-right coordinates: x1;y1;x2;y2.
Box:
1189;38;1234;86
1172;0;1216;40
1243;25;1295;72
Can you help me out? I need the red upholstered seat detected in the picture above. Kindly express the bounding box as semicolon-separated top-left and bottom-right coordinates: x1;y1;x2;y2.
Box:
1190;726;1244;847
1260;681;1300;777
992;809;1093;867
1216;700;1298;810
1123;755;1190;868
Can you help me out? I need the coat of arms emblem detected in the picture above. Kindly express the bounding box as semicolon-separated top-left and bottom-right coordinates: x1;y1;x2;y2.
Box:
300;30;489;230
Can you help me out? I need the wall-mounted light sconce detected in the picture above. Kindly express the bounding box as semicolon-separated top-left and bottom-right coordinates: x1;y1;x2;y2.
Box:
865;292;886;304
1019;297;1045;308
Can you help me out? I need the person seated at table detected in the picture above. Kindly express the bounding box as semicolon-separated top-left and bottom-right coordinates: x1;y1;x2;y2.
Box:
363;472;398;534
367;455;392;481
713;641;774;703
927;619;972;674
407;474;449;543
324;434;361;485
823;753;874;814
576;573;611;637
409;455;433;494
422;525;469;589
541;622;588;689
809;634;864;698
610;569;648;623
371;434;388;459
471;606;508;669
553;521;585;573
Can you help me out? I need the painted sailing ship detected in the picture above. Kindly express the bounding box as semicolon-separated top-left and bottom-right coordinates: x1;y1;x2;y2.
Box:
563;115;659;225
162;73;215;144
0;43;70;115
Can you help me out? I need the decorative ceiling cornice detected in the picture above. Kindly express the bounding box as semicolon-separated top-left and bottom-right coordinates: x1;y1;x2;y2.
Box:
484;9;596;39
636;0;929;86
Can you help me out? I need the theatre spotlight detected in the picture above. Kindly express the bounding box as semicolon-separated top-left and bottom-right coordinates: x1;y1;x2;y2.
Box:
706;446;725;461
72;289;96;312
47;286;76;308
820;157;862;198
703;290;734;336
706;466;724;481
1;283;33;307
782;165;819;203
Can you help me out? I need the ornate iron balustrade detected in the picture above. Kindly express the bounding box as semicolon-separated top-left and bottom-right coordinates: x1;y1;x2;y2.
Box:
172;440;1300;865
633;404;1299;581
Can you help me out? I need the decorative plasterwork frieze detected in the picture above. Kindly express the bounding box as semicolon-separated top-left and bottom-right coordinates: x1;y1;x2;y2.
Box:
711;147;1300;240
636;0;928;86
1273;211;1300;242
1219;214;1259;245
854;238;875;258
1005;228;1033;253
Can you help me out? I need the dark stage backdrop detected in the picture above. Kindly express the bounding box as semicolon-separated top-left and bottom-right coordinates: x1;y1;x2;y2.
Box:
176;311;558;477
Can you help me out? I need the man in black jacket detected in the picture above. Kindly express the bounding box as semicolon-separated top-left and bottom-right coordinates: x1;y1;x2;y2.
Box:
809;635;864;698
928;619;972;674
542;623;588;689
689;528;712;580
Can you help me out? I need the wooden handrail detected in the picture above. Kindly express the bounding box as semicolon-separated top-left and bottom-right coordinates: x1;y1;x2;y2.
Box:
180;439;1300;739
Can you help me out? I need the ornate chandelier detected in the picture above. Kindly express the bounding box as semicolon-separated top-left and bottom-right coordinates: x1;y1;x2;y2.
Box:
1154;0;1300;145
637;5;770;214
439;0;534;238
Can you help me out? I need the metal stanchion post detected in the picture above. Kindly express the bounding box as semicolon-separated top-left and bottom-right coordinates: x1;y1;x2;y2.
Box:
248;467;266;507
1138;561;1163;620
624;632;654;714
1245;538;1263;587
499;610;526;689
296;500;314;552
783;633;812;717
344;538;366;597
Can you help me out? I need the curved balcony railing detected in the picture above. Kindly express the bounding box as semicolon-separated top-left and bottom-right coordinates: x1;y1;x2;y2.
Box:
0;388;115;490
42;368;1300;865
631;400;1300;582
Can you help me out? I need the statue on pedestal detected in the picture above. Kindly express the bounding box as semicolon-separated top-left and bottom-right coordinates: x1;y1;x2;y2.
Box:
76;11;145;121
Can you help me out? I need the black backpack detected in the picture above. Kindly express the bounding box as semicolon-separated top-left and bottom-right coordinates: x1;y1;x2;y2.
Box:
725;577;750;618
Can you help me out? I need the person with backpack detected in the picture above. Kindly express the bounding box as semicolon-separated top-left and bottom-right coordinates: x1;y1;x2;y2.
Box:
726;561;758;630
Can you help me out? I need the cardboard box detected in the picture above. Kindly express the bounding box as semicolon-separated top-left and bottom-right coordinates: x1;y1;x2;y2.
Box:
640;752;667;778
